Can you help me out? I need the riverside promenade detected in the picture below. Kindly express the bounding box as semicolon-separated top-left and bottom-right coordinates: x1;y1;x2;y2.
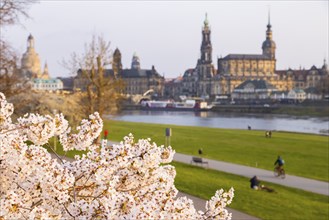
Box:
103;141;328;219
174;153;329;196
107;140;328;196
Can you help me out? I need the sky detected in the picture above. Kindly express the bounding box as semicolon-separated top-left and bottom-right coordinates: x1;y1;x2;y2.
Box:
2;1;328;78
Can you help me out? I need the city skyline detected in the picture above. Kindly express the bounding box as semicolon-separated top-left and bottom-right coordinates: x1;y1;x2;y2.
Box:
2;1;328;78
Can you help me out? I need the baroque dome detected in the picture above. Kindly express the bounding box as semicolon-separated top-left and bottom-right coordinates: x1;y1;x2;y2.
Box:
262;39;276;49
21;34;41;77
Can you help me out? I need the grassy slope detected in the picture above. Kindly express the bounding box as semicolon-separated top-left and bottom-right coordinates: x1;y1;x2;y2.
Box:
47;120;329;219
104;120;329;182
173;162;329;220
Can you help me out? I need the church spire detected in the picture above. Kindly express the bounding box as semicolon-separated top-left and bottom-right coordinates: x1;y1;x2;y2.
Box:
322;58;328;71
42;61;50;79
204;13;209;27
200;13;212;64
44;62;48;73
268;7;271;26
266;9;272;40
262;10;276;59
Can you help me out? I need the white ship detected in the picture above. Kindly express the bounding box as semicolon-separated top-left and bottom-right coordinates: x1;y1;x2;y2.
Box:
141;99;211;111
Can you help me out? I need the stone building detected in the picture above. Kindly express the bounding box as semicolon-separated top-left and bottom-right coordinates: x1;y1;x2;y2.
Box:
232;79;278;100
179;14;216;98
164;76;183;99
275;61;329;99
32;78;63;91
166;14;328;100
217;17;284;94
276;62;328;90
20;34;63;91
120;53;164;96
74;51;165;97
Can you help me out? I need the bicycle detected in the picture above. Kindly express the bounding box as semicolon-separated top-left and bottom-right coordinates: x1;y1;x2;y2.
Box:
274;166;286;179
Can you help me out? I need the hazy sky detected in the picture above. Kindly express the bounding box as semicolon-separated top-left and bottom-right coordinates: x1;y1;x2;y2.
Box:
3;1;328;78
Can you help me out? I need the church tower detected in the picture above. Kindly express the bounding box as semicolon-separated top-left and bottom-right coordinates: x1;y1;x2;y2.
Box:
262;12;276;59
112;48;122;77
41;62;50;79
195;14;215;97
131;52;141;70
200;13;212;64
21;34;41;78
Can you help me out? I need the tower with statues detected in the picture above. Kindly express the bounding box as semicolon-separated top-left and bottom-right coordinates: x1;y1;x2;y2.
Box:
196;14;215;96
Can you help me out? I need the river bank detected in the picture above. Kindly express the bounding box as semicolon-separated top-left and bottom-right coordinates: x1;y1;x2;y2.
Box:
121;102;329;117
108;110;329;135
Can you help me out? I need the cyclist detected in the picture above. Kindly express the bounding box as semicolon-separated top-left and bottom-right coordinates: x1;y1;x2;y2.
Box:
274;155;284;172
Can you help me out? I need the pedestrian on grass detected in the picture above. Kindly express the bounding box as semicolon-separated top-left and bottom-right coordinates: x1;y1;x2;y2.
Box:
104;130;109;139
250;176;274;192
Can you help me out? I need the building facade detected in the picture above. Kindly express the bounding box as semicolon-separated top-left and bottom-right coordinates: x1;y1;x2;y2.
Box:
165;14;328;100
74;51;165;97
20;34;63;91
232;79;278;100
217;17;282;95
32;78;63;91
178;14;216;99
120;53;164;96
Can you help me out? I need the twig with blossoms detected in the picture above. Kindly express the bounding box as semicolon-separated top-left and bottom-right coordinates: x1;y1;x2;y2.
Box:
0;92;234;220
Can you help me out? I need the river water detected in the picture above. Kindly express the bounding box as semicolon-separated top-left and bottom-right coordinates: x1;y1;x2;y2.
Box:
107;110;329;135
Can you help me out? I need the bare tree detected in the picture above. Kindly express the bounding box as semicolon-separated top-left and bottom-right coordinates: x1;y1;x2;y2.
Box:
0;39;32;97
0;0;36;98
64;35;124;119
0;0;36;26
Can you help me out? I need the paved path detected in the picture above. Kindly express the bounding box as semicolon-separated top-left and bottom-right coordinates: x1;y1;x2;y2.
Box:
107;140;328;196
174;153;329;196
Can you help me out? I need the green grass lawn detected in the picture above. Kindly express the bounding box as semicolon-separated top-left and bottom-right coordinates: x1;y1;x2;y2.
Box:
103;120;329;182
172;162;329;220
46;121;329;219
45;139;86;159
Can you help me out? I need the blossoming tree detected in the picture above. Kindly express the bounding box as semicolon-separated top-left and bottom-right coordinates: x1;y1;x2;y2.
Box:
0;92;234;219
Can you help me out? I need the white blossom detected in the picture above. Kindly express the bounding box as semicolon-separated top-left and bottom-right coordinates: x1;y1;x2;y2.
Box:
0;92;234;219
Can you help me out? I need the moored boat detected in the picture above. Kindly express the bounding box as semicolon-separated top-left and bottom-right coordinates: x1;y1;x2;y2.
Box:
141;99;211;111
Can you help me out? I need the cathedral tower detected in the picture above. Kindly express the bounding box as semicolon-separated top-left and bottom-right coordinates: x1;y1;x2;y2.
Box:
262;12;276;59
200;13;212;64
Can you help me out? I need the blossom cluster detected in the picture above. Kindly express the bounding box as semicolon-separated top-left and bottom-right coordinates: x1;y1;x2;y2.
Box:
0;92;234;219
